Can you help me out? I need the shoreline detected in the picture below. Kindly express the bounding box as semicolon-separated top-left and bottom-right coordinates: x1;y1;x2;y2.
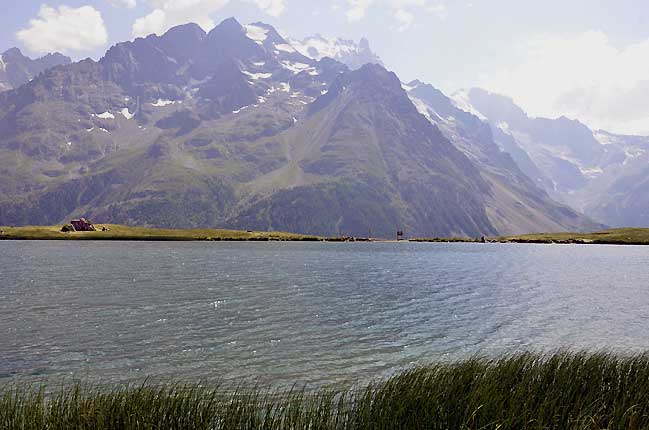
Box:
1;225;649;245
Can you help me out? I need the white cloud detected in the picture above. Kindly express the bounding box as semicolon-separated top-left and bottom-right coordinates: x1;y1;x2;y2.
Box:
250;0;286;17
346;0;446;29
425;2;446;19
394;9;414;31
16;5;108;55
132;0;287;37
107;0;137;8
346;0;374;21
480;31;649;134
133;0;228;37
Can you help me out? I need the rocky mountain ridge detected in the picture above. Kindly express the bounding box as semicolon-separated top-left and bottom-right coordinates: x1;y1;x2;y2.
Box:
0;48;71;92
290;35;383;70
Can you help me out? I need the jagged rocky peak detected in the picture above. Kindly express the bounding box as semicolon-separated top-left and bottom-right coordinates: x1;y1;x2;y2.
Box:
157;23;207;62
245;22;289;46
404;79;424;88
0;47;71;92
241;21;312;67
100;33;188;86
346;63;402;90
358;38;371;51
291;34;383;70
100;24;206;70
311;63;403;112
205;17;251;43
2;47;44;64
2;47;72;69
348;64;423;112
192;18;270;77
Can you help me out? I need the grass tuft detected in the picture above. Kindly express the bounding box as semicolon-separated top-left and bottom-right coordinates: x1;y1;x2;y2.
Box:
3;352;649;429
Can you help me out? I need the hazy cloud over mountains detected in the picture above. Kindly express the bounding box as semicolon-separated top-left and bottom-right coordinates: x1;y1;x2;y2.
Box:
479;30;649;135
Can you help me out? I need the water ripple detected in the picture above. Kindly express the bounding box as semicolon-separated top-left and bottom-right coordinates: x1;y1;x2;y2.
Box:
1;241;649;388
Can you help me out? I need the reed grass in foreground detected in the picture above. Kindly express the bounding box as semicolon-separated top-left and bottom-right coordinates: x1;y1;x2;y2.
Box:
3;352;649;429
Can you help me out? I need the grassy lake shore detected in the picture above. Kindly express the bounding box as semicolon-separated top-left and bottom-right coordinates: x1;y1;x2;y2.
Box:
411;228;649;245
497;228;649;245
2;225;649;245
3;352;649;429
0;224;324;242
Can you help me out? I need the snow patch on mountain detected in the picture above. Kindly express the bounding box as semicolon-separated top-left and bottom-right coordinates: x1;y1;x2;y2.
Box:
151;99;177;107
408;94;434;122
623;148;646;165
401;82;416;92
266;83;291;94
274;43;296;53
94;111;115;119
244;24;268;45
281;61;312;74
497;122;510;132
120;108;134;119
581;167;603;178
291;35;357;60
243;70;272;80
451;90;487;121
593;131;616;146
0;55;5;72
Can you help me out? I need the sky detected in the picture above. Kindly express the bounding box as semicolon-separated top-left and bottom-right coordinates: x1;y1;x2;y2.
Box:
3;0;649;135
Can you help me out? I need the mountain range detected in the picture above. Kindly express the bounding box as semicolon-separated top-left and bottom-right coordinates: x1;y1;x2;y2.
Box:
0;18;612;237
459;89;649;228
0;48;71;92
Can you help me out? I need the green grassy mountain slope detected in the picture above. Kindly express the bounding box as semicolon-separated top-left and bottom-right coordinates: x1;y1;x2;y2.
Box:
226;65;497;237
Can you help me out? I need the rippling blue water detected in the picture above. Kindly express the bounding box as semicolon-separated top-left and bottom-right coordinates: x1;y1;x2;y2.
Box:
1;241;649;388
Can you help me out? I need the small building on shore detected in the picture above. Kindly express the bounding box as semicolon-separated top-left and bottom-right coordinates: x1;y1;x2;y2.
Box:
70;218;96;232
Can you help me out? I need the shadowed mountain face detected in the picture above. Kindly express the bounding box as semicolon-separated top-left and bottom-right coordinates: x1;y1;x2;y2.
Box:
230;65;498;238
0;48;71;92
0;18;598;237
461;88;649;228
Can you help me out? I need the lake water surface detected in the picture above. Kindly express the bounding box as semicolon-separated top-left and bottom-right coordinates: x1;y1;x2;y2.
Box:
1;241;649;388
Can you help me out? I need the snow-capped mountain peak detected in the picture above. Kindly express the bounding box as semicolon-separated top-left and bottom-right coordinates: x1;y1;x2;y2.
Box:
289;35;383;70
